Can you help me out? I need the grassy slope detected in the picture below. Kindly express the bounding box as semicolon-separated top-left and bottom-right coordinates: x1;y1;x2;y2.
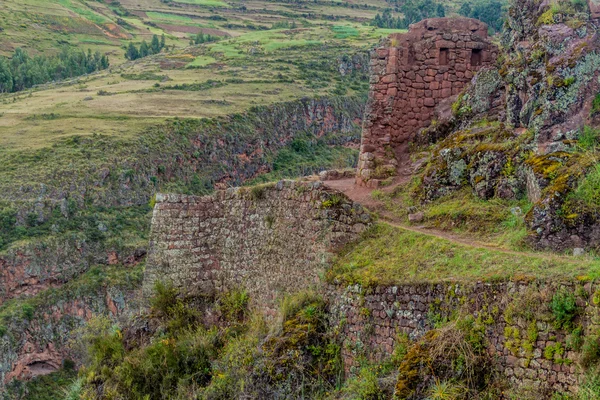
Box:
329;223;600;287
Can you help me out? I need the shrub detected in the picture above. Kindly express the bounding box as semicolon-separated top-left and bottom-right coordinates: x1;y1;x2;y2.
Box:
78;316;125;372
581;333;600;368
250;185;266;201
149;280;180;316
262;292;341;396
578;126;600;150
427;379;465;400
570;164;600;209
550;288;578;330
4;367;78;400
566;325;583;351
321;193;344;209
218;288;249;322
150;281;200;333
279;289;322;323
395;315;489;398
341;365;387;399
591;94;600;116
21;303;35;320
64;378;84;400
544;342;565;361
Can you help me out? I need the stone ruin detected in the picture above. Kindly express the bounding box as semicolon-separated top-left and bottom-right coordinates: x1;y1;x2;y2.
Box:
356;18;498;187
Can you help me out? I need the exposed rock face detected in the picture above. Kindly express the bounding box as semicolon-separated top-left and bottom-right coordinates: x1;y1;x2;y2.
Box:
0;279;141;391
356;18;498;187
0;238;145;305
589;0;600;19
145;180;371;315
501;0;600;250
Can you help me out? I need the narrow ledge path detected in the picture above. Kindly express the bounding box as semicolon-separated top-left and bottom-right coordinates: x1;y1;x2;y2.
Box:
323;178;580;265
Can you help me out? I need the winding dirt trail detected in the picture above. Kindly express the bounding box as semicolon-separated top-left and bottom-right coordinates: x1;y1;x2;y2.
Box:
323;178;571;263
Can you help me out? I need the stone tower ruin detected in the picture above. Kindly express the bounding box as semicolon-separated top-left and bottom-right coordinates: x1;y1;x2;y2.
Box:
356;18;498;187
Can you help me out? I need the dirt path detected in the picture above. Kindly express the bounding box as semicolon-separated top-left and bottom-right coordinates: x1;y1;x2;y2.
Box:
323;178;569;262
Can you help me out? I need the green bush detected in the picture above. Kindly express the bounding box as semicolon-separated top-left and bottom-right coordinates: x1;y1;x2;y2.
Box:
550;288;578;330
581;333;600;368
150;281;200;334
321;193;344;209
591;94;600;115
115;327;218;399
4;367;78;400
341;365;387;400
578;126;600;150
570;164;600;209
279;289;322;323
218;288;249;322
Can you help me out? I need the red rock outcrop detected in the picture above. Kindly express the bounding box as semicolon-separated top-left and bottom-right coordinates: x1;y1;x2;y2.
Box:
356;18;498;187
590;0;600;19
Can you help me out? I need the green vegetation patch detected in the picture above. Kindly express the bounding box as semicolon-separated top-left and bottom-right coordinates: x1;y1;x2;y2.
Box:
74;285;342;399
247;133;359;185
4;365;77;400
569;163;600;209
331;25;360;39
328;223;600;287
172;0;231;8
54;0;110;25
187;55;217;67
146;11;195;24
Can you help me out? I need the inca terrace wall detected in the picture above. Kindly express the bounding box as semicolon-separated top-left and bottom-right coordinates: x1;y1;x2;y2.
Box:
357;17;498;187
145;180;371;315
329;280;600;395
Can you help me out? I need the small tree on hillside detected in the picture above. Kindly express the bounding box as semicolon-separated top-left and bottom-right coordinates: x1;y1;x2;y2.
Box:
0;58;13;93
139;41;150;58
151;35;161;54
126;42;139;60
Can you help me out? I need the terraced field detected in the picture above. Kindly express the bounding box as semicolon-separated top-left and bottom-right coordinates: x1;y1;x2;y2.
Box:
0;0;405;151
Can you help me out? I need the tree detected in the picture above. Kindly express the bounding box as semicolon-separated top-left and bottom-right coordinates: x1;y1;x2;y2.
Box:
100;54;110;69
151;35;161;54
2;47;108;93
126;42;139;60
0;57;13;93
194;32;205;44
139;41;150;58
436;3;445;17
160;34;166;50
459;2;472;17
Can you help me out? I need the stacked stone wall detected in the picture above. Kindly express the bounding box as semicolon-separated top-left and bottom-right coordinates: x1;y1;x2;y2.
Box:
329;280;600;394
357;18;498;187
145;180;371;314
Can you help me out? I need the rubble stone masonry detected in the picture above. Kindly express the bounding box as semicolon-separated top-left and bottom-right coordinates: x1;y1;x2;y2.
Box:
357;18;498;187
329;280;599;394
144;180;371;315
